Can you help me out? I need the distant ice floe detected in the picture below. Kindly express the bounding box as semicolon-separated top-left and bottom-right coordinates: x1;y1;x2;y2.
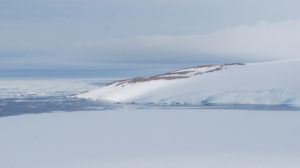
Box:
0;78;114;99
76;60;300;107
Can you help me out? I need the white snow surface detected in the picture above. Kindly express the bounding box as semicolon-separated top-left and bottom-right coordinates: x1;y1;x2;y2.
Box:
76;60;300;106
1;108;300;168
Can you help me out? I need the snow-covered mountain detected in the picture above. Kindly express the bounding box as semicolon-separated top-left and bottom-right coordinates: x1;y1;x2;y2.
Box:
75;60;300;106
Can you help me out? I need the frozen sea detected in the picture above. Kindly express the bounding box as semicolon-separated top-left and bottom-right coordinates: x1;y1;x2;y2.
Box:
1;78;300;168
0;78;117;117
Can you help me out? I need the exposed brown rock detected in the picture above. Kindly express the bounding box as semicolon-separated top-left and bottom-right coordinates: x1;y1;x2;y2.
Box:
106;63;245;86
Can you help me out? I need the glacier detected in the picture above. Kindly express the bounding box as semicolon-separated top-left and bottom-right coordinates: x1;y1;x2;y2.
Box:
76;60;300;107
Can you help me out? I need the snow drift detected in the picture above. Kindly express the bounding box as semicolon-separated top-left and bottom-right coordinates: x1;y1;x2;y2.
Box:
75;60;300;106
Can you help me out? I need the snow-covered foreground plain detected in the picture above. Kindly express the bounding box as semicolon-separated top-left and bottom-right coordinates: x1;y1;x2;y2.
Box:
77;60;300;107
1;108;300;168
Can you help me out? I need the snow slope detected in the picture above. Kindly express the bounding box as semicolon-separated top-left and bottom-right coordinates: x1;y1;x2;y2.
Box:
76;60;300;106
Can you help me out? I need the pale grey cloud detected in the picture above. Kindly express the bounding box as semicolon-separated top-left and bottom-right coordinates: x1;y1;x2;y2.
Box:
49;20;300;64
118;20;300;61
2;19;300;71
1;0;300;74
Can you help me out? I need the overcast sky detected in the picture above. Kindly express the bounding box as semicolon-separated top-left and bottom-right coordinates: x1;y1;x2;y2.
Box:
1;0;300;77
